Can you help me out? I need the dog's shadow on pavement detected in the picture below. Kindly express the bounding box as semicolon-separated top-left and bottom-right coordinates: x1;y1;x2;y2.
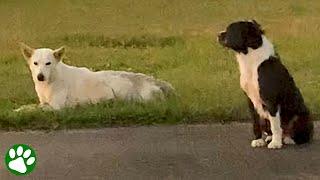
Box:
248;139;320;153
291;139;320;149
268;139;320;152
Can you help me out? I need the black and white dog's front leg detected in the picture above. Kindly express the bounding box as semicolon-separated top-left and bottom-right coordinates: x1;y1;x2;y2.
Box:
264;104;283;149
248;98;266;147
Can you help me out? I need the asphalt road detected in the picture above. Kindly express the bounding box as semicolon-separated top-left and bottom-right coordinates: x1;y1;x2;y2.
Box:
0;122;319;180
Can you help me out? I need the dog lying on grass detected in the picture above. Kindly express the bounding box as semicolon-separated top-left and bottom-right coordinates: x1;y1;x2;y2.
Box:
17;43;174;110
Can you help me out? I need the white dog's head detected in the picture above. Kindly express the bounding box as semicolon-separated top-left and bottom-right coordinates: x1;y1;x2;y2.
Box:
20;43;65;83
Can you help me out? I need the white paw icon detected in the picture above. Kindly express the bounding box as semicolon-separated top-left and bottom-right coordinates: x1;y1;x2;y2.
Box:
7;146;36;174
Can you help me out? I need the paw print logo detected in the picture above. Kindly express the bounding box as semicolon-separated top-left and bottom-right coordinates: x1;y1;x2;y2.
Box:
5;144;37;175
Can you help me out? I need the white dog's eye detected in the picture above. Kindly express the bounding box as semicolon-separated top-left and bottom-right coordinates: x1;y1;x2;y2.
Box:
45;62;51;65
34;62;38;65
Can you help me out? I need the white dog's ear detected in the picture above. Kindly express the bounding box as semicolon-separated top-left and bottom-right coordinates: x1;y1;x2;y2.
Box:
53;46;65;61
19;42;34;60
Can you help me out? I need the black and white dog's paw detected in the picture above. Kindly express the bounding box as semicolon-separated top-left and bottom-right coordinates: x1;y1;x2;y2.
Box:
267;140;282;149
283;136;295;145
251;139;266;148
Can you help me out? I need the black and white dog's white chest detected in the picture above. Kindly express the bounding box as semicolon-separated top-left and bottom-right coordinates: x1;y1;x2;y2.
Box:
237;54;269;119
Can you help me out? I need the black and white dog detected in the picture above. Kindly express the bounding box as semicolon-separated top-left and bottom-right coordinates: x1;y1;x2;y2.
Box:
218;20;313;149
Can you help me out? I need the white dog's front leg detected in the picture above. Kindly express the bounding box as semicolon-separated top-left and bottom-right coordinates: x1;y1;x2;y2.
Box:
49;91;67;110
268;109;283;149
50;100;64;110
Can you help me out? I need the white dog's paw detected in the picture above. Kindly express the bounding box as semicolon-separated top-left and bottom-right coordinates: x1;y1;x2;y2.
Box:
251;139;266;148
267;140;283;149
265;136;272;143
8;146;36;173
283;136;295;145
14;108;22;112
39;104;53;111
14;104;38;112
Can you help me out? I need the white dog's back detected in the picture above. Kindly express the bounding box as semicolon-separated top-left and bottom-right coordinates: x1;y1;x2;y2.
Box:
98;70;173;100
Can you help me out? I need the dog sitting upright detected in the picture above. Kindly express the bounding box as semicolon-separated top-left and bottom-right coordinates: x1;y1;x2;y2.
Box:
218;20;313;149
19;43;173;110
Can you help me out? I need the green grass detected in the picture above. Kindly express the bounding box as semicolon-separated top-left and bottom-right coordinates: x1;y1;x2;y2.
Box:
0;0;320;129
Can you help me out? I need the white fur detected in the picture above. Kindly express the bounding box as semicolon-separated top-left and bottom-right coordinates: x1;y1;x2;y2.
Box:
283;136;295;145
235;36;283;149
265;135;272;142
267;108;283;149
251;139;266;148
20;44;173;110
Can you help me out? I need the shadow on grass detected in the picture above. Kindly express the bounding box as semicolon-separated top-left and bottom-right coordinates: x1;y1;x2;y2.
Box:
45;33;185;49
0;96;251;131
0;97;183;130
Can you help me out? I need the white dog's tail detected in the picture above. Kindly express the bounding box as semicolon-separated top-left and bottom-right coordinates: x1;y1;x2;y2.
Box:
155;80;175;97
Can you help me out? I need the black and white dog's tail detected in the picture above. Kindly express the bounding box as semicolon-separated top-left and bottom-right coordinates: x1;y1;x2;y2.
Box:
292;115;314;144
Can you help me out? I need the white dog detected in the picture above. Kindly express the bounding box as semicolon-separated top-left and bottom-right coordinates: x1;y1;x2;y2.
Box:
19;43;174;110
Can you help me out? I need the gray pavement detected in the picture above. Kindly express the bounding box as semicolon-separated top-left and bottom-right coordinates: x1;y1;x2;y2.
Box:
0;122;319;180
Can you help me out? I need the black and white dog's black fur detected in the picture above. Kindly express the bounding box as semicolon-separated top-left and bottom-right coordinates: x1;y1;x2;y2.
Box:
218;20;313;149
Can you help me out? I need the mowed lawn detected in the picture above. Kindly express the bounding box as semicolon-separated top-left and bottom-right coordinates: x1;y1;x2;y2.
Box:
0;0;320;129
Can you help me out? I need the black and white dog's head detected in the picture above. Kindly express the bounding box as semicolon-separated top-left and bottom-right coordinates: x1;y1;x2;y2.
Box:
218;20;264;54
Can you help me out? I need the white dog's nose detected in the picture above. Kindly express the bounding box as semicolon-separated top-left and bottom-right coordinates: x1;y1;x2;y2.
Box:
37;74;45;81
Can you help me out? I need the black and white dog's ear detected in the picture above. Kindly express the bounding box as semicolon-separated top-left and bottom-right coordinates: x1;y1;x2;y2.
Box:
19;42;34;60
251;19;264;34
251;19;259;26
53;46;65;61
243;19;264;50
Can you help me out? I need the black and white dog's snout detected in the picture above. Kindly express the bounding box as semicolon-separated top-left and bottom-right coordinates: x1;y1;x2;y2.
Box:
217;31;227;46
37;73;45;81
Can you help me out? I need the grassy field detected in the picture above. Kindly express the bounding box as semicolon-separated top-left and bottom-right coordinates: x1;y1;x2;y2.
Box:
0;0;320;130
